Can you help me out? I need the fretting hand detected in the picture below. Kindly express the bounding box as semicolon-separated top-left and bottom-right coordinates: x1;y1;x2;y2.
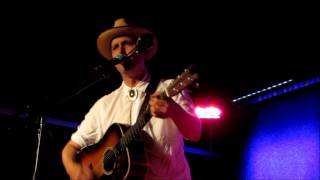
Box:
149;92;175;119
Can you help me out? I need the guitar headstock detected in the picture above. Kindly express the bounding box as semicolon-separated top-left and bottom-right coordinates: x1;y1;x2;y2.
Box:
166;65;199;97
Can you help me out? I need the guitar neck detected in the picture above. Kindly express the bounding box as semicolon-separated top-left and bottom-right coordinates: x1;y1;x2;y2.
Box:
120;105;151;146
114;91;166;154
113;101;155;156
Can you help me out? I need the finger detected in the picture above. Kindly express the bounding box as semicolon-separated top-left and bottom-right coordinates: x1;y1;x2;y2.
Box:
157;100;167;107
149;98;155;105
151;92;161;98
149;105;156;116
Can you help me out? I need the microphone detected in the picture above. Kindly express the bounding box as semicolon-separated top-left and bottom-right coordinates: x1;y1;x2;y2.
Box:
109;34;154;66
110;53;133;70
110;54;130;66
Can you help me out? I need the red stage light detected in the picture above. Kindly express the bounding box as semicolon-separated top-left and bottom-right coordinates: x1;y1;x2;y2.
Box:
194;106;222;119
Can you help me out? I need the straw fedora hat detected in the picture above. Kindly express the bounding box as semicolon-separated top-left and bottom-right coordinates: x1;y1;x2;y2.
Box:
97;18;158;61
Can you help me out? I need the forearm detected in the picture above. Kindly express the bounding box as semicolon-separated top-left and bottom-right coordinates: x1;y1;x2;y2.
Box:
169;103;202;141
61;140;81;176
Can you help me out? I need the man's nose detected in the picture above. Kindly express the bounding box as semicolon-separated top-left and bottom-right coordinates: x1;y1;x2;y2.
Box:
119;46;127;55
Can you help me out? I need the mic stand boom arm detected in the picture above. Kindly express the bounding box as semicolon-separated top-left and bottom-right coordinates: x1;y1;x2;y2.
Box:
32;64;112;180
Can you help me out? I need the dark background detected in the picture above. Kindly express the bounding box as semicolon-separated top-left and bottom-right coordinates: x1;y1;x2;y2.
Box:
0;2;318;179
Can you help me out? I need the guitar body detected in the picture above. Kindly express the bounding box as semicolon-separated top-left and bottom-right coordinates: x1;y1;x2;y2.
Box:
79;123;148;179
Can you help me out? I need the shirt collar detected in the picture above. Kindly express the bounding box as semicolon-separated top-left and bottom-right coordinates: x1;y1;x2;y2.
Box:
121;72;150;100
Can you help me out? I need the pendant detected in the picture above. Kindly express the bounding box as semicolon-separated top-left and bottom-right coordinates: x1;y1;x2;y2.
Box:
128;89;138;101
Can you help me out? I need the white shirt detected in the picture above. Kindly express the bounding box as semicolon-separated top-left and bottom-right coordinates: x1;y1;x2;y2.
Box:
71;76;196;179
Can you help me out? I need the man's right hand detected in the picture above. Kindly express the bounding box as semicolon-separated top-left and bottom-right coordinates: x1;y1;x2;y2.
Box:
69;163;95;180
62;140;95;180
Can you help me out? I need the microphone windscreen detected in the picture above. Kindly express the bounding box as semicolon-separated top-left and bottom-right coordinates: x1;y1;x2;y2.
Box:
110;54;129;66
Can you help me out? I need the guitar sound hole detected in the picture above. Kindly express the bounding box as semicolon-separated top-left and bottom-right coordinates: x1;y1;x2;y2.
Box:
103;150;116;172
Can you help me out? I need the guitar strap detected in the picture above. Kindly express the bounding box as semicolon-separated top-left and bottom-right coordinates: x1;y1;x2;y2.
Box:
136;77;160;120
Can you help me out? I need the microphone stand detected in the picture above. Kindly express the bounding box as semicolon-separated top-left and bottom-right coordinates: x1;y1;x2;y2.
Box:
32;116;44;180
31;64;111;180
